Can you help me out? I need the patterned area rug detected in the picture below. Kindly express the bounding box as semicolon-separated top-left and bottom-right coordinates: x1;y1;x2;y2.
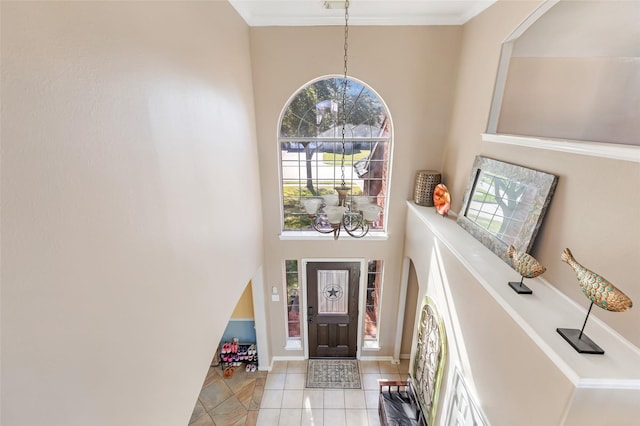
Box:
306;359;361;389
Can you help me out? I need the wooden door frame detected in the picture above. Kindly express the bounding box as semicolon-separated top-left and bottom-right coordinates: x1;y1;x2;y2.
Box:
301;258;367;359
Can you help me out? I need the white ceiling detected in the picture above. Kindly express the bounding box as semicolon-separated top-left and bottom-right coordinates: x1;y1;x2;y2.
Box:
228;0;497;27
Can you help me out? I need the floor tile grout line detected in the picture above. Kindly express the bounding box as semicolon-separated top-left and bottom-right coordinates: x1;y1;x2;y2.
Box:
194;360;408;425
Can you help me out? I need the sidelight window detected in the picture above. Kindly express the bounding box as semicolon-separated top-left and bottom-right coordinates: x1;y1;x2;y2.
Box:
284;260;301;343
365;260;383;346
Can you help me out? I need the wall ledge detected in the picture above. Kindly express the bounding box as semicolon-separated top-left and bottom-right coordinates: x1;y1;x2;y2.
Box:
408;201;640;390
482;133;640;163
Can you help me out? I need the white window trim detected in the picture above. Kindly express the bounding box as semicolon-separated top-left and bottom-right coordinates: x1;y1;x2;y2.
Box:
284;339;302;351
362;340;381;351
279;230;389;241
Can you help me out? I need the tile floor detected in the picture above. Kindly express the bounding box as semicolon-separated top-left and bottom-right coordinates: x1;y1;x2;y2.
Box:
189;359;410;426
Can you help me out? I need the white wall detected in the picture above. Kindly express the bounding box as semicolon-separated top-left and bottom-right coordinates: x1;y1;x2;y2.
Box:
1;2;262;425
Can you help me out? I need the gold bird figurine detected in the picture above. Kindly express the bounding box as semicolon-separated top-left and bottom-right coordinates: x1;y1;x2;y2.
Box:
561;248;633;312
508;245;547;279
507;245;546;294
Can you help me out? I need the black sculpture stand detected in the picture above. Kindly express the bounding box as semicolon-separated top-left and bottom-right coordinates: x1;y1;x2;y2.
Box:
556;302;604;355
508;276;532;294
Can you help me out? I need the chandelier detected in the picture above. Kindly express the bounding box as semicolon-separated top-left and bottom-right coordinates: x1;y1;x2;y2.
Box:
301;0;382;240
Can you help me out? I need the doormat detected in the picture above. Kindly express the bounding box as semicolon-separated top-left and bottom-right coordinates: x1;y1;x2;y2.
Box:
306;359;361;389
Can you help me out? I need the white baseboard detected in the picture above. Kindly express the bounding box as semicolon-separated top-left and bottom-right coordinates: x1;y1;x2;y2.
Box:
264;354;404;370
272;355;306;362
264;355;307;371
359;355;395;363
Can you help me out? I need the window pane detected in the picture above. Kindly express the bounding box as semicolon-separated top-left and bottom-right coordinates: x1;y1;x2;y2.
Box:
317;270;349;314
279;77;391;233
365;260;382;341
285;260;300;338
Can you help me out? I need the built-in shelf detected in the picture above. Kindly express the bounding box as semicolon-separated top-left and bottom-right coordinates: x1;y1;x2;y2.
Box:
483;133;640;163
408;201;640;389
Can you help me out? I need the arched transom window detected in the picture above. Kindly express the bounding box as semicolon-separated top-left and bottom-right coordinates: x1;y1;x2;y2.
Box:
279;76;392;234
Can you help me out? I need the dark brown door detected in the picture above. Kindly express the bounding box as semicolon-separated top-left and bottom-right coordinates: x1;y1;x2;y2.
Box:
306;261;360;358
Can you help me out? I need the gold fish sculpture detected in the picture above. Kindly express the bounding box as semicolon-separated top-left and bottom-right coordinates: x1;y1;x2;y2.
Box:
561;248;633;312
508;245;546;279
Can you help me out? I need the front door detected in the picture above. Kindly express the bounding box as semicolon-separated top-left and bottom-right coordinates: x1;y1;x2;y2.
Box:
306;261;360;358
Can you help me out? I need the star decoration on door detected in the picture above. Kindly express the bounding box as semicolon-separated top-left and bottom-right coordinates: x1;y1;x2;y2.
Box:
324;284;343;301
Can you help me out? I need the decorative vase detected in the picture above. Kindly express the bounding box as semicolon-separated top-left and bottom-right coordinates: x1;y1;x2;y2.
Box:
414;170;441;207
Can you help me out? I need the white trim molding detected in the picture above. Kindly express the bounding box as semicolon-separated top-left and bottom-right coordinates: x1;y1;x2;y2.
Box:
483;133;640;163
251;267;270;371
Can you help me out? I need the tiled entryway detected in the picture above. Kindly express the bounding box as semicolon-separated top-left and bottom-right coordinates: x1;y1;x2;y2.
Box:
189;359;410;426
189;360;267;426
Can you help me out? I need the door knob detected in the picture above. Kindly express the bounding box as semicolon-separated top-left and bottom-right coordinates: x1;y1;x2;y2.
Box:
307;306;314;323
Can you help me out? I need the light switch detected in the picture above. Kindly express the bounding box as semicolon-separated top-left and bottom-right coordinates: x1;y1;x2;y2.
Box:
271;294;280;302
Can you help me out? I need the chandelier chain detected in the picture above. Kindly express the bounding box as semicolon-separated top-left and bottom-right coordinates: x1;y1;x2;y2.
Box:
343;0;349;80
301;0;376;240
339;0;349;189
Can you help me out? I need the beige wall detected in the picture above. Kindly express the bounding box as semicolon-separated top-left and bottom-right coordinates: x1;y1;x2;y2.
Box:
499;56;639;145
500;1;640;145
250;25;462;358
3;0;638;423
443;0;640;347
1;2;262;425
